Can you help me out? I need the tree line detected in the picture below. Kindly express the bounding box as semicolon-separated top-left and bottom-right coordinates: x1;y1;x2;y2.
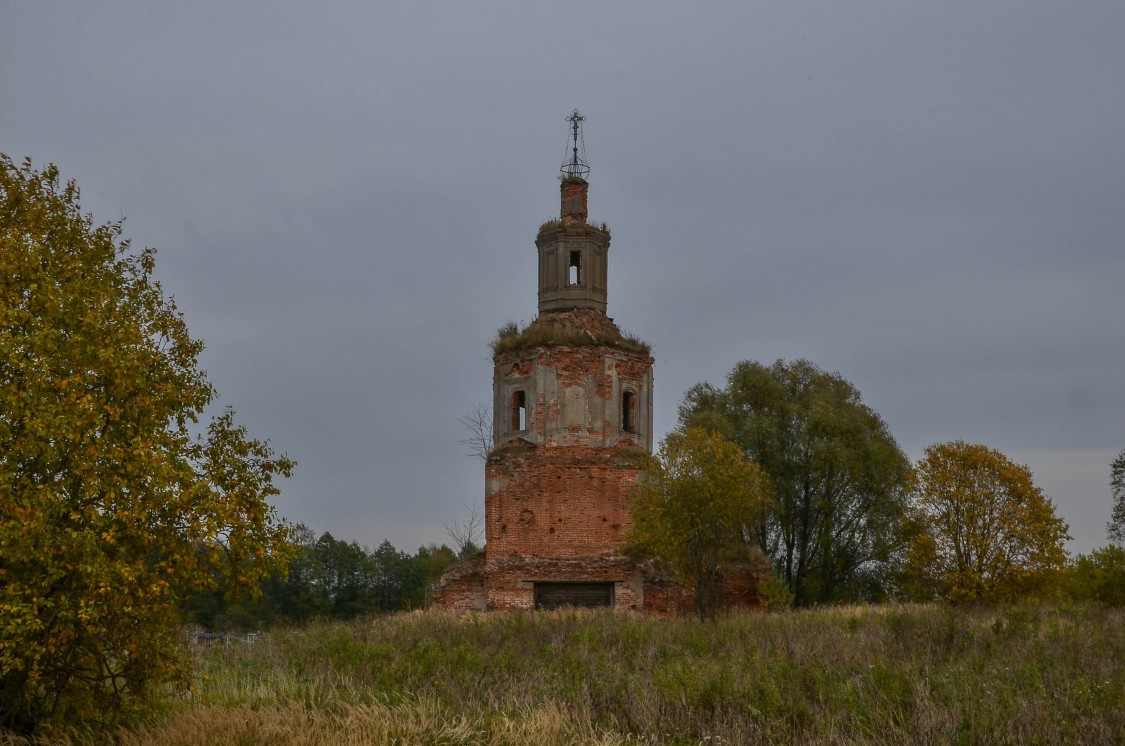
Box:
627;358;1125;616
182;529;465;629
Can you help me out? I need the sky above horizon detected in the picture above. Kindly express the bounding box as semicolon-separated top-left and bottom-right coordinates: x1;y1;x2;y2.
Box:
3;1;1123;555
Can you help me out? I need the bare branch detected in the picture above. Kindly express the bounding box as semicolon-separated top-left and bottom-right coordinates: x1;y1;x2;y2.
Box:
444;504;484;559
459;403;493;463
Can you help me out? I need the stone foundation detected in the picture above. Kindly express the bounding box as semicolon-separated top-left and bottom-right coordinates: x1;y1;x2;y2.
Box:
428;554;767;615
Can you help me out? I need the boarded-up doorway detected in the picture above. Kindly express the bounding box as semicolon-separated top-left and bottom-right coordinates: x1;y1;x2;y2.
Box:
534;582;614;610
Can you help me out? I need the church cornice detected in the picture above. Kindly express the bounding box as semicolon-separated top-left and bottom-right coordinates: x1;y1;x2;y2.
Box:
536;218;611;240
490;310;651;359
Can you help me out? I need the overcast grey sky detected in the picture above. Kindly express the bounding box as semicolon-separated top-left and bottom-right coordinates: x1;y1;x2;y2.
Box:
3;1;1123;555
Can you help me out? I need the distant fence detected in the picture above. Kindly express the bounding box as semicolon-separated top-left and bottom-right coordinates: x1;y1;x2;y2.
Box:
190;630;261;646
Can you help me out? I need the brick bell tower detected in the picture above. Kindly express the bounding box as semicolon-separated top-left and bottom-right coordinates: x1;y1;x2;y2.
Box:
430;111;655;611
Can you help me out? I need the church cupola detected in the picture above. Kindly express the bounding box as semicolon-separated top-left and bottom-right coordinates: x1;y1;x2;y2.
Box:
537;110;610;314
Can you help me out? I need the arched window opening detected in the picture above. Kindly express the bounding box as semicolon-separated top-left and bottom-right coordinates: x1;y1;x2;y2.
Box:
622;391;635;433
511;390;527;431
568;250;582;285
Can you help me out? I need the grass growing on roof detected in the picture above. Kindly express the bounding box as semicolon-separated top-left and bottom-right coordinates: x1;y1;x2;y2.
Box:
490;320;651;357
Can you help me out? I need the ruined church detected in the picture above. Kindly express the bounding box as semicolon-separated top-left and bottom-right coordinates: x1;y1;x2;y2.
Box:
429;113;758;612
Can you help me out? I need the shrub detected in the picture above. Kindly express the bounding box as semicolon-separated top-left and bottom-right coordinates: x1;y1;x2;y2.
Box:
1068;546;1125;605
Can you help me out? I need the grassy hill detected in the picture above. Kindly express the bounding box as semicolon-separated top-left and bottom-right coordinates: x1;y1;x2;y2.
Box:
7;603;1124;745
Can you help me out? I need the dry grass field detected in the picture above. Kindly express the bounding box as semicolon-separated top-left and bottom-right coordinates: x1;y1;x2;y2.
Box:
4;603;1123;745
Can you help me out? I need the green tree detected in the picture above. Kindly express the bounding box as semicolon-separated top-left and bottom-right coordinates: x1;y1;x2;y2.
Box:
266;524;329;622
1067;545;1125;606
1109;450;1125;545
402;544;458;609
309;532;377;617
367;539;406;612
0;156;294;734
681;359;912;605
904;441;1070;603
625;427;771;619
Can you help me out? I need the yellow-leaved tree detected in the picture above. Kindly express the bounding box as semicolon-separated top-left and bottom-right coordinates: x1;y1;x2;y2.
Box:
903;441;1069;603
0;156;294;735
625;427;771;619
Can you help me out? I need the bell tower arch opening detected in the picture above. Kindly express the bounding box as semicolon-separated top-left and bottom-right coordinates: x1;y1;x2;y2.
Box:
622;390;636;434
568;250;582;286
511;390;527;432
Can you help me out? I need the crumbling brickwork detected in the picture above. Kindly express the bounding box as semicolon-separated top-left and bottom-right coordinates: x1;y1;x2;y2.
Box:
427;552;766;615
493;334;653;451
485;443;645;559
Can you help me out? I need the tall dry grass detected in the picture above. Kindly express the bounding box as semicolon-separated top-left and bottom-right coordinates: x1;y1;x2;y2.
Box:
4;603;1123;745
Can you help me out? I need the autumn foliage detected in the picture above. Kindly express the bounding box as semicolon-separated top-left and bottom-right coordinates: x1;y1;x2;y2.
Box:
0;156;294;734
903;441;1070;603
626;427;771;619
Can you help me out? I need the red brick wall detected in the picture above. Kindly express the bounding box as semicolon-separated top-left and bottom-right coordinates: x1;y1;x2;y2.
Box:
428;554;767;614
485;444;645;558
483;556;643;611
560;177;588;223
426;555;487;611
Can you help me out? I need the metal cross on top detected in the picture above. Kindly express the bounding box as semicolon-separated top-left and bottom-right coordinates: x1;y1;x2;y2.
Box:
561;109;590;179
